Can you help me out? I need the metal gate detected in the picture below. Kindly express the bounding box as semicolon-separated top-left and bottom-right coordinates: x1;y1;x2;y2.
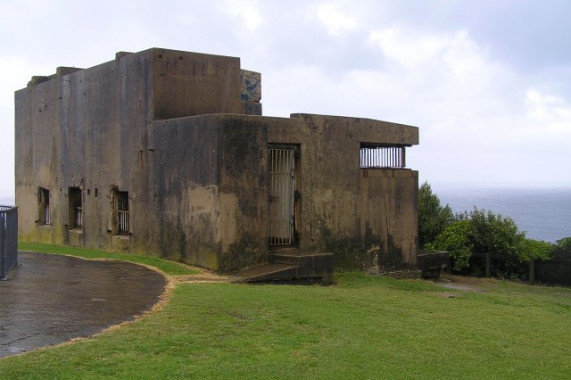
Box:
269;148;295;246
1;205;18;280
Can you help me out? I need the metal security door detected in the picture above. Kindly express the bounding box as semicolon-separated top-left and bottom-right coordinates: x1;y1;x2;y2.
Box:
269;148;295;246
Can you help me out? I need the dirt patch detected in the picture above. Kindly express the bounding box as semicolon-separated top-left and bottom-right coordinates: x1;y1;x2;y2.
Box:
174;272;237;284
431;291;462;298
433;274;488;293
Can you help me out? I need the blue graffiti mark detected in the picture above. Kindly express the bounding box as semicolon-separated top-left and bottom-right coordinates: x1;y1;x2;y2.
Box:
245;77;258;93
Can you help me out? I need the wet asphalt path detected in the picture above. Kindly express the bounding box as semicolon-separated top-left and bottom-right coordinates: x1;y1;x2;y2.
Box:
0;252;166;358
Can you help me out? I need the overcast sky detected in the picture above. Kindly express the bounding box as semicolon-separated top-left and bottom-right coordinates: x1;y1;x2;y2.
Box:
1;0;570;200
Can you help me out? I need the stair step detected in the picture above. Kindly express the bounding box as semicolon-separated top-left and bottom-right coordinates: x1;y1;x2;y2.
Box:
231;251;335;283
271;254;301;265
230;263;300;282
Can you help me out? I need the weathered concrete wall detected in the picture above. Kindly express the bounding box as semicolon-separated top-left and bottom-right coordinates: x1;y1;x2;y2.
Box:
15;48;248;260
15;50;155;250
217;115;271;272
152;49;242;119
358;169;419;272
147;115;221;268
15;48;419;274
148;114;274;272
15;73;64;244
266;113;419;272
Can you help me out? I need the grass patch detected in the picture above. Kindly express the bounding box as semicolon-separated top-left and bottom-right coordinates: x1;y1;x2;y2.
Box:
1;258;570;379
19;242;198;276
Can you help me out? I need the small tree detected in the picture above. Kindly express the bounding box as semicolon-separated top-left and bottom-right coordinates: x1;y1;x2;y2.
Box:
429;220;472;271
519;239;553;263
418;182;454;248
551;237;571;260
430;207;528;275
469;208;525;259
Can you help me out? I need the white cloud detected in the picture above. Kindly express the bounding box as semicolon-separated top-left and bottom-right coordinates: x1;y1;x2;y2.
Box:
369;28;451;68
511;88;571;149
219;0;263;30
314;3;359;36
332;26;571;186
525;88;571;122
1;0;570;193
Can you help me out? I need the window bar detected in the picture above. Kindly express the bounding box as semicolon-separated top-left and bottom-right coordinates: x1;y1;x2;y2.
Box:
44;204;50;225
75;207;82;228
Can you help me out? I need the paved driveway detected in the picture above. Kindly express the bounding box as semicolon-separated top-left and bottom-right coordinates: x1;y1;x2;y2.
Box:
0;252;166;358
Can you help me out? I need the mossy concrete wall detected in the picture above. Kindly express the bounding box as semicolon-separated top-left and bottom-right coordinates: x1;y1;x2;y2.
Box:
15;48;419;273
15;49;155;249
148;114;273;272
267;114;419;272
15;48;249;261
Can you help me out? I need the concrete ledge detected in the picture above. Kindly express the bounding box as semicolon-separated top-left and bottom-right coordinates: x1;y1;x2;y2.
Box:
67;229;83;247
111;235;131;252
418;251;449;279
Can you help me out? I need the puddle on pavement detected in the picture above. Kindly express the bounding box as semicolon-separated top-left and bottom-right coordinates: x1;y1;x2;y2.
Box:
0;252;166;358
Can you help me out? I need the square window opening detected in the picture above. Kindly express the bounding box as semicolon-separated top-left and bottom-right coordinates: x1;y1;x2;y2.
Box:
360;143;407;169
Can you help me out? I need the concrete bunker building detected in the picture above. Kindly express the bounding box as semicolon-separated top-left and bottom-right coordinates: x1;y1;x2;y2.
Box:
15;48;419;278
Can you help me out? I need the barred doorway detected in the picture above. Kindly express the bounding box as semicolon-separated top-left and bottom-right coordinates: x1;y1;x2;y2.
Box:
269;147;296;246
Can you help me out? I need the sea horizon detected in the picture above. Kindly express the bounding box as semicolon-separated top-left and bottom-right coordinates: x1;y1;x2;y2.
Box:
437;186;571;243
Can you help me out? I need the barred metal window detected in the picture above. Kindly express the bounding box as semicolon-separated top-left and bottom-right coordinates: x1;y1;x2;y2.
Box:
269;148;295;246
360;145;406;169
69;187;82;229
38;187;50;225
117;191;129;235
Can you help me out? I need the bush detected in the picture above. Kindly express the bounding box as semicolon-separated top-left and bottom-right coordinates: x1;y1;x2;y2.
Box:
419;183;560;279
429;207;533;276
428;220;472;271
520;238;553;263
469;208;525;259
418;182;454;248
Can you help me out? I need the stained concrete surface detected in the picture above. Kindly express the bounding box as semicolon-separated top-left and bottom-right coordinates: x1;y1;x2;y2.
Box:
0;252;166;358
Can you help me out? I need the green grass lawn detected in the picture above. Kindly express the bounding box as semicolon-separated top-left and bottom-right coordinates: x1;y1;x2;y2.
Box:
19;242;198;276
2;249;570;379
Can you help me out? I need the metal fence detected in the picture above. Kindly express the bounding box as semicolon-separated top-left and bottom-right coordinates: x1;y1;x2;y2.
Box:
1;205;18;280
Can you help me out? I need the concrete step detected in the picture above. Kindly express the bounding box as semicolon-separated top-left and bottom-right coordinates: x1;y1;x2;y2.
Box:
272;250;334;280
271;253;301;265
231;250;335;283
230;263;300;282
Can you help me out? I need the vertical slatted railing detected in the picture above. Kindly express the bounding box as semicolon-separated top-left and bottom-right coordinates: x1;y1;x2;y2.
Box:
269;148;294;246
1;205;18;280
74;207;83;228
360;146;406;168
117;192;129;235
118;210;129;234
44;204;50;225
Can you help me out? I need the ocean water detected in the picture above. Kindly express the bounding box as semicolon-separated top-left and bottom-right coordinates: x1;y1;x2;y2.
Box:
0;197;14;207
437;187;571;243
